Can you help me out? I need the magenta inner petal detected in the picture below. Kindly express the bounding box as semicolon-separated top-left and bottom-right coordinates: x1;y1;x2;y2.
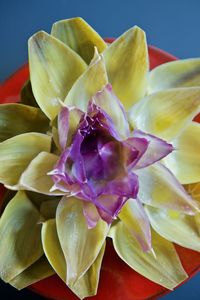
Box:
49;85;173;226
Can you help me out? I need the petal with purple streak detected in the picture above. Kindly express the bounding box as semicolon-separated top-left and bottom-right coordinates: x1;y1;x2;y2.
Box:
133;130;173;169
83;202;100;229
119;198;152;252
58;106;69;150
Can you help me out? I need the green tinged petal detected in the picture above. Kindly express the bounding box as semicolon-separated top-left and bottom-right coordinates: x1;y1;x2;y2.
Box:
0;104;48;142
28;31;87;120
51;17;107;64
148;58;200;93
0;133;51;187
110;222;187;290
129;87;200;140
104;26;149;110
40;199;61;219
56;197;108;286
19;152;64;195
65;53;108;111
20;80;38;107
0;191;43;282
42;219;105;299
164;122;200;184
136;163;199;214
9;256;54;290
145;206;200;251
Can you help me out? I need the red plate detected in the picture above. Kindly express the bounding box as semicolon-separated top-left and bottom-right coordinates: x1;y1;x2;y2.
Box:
0;45;200;300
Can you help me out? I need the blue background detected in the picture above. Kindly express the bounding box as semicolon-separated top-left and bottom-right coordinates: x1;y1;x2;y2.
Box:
0;0;200;299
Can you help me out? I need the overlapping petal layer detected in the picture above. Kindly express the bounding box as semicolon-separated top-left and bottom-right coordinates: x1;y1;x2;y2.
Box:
0;191;44;282
146;206;200;251
110;222;188;290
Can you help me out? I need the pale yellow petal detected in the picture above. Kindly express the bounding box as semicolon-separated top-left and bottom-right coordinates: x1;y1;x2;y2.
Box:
145;205;200;251
0;191;43;282
65;54;108;111
119;198;151;251
0;133;51;187
56;197;108;285
136;163;199;214
51;17;107;64
148;58;200;93
28;31;87;120
129;87;200;140
9;256;54;290
18;152;64;195
103;26;149;109
42;218;105;299
164;122;200;184
110;222;187;290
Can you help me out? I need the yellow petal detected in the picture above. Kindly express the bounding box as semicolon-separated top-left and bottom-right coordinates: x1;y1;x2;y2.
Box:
56;197;108;286
103;26;149;110
0;133;51;187
0;103;48;142
110;222;187;290
136;163;199;214
148;58;200;93
42;219;66;281
65;53;108;111
164;122;200;184
129;87;200;140
28;31;87;120
9;256;54;290
51;17;107;64
0;191;43;282
145;205;200;251
119;198;151;251
42;218;106;299
19;152;64;195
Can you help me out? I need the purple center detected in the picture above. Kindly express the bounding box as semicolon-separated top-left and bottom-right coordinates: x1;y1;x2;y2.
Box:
49;88;173;226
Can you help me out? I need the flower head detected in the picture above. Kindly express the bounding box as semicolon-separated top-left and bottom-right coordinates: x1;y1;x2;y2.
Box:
49;84;173;227
0;17;200;299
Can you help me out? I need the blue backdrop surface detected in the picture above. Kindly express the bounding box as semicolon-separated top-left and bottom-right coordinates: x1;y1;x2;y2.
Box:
0;0;200;299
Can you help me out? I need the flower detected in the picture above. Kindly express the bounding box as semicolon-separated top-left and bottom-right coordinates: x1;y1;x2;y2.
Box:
48;85;173;229
0;17;200;299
